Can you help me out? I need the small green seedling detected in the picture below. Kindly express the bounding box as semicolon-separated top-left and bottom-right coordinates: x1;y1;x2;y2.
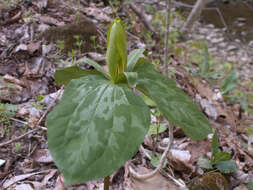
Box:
197;131;237;173
248;182;253;190
0;103;18;136
73;35;83;54
47;18;211;187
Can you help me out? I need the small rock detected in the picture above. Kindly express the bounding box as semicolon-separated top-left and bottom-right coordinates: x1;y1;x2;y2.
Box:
241;56;250;62
237;17;247;22
248;40;253;47
227;45;237;51
218;42;227;48
236;22;245;27
206;24;215;28
199;28;209;34
38;23;50;33
211;37;224;44
208;47;217;53
233;185;248;190
227;56;236;62
160;138;170;147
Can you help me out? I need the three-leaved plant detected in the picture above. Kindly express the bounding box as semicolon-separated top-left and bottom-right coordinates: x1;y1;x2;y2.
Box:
46;18;212;186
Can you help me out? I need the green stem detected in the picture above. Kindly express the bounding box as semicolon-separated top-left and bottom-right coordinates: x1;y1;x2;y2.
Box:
104;176;110;190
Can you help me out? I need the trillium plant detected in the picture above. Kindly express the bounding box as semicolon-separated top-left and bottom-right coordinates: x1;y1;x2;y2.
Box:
47;18;212;187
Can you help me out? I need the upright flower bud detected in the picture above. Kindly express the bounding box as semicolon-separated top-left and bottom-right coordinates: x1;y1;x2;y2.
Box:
106;18;127;82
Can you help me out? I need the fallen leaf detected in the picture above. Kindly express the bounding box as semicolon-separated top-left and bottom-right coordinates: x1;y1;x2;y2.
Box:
131;166;181;190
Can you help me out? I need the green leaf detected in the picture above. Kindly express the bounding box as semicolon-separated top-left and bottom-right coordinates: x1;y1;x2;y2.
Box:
248;182;253;190
211;131;219;160
76;57;111;80
127;49;145;72
141;94;156;107
151;153;167;168
106;18;127;82
54;66;100;85
212;152;231;164
221;68;237;94
216;160;237;173
134;62;212;140
199;45;209;77
47;75;150;186
123;72;138;88
148;123;167;135
197;155;213;169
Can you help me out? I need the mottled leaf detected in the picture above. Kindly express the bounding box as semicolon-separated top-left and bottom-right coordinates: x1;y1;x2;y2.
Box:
54;66;100;85
134;62;212;140
216;160;237;173
47;75;150;186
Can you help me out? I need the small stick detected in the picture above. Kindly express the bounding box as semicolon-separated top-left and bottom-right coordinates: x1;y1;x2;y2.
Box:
129;124;174;180
164;0;171;77
0;86;64;147
129;3;157;34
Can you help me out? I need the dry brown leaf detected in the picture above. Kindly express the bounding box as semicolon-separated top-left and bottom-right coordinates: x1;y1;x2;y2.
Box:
15;183;34;190
3;171;49;189
80;7;111;22
187;140;211;164
54;174;66;190
131;166;181;190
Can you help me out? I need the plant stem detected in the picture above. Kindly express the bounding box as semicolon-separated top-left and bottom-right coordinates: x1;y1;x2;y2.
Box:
104;176;110;190
164;0;171;77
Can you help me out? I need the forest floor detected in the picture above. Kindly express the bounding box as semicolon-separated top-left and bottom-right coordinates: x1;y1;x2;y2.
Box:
0;0;252;189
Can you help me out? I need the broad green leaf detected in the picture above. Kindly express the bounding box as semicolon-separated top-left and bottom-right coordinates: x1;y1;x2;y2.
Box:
215;160;237;173
148;123;167;135
127;49;145;72
248;182;253;190
76;57;111;80
134;62;212;140
54;66;100;85
197;155;213;169
211;131;219;160
123;72;138;88
221;68;237;94
47;75;150;186
106;18;127;82
212;152;231;164
141;94;156;107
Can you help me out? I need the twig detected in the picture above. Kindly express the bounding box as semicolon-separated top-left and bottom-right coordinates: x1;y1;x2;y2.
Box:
173;0;227;30
10;117;47;131
129;124;174;180
159;169;188;189
0;86;64;147
129;3;157;34
180;0;208;34
164;0;171;77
